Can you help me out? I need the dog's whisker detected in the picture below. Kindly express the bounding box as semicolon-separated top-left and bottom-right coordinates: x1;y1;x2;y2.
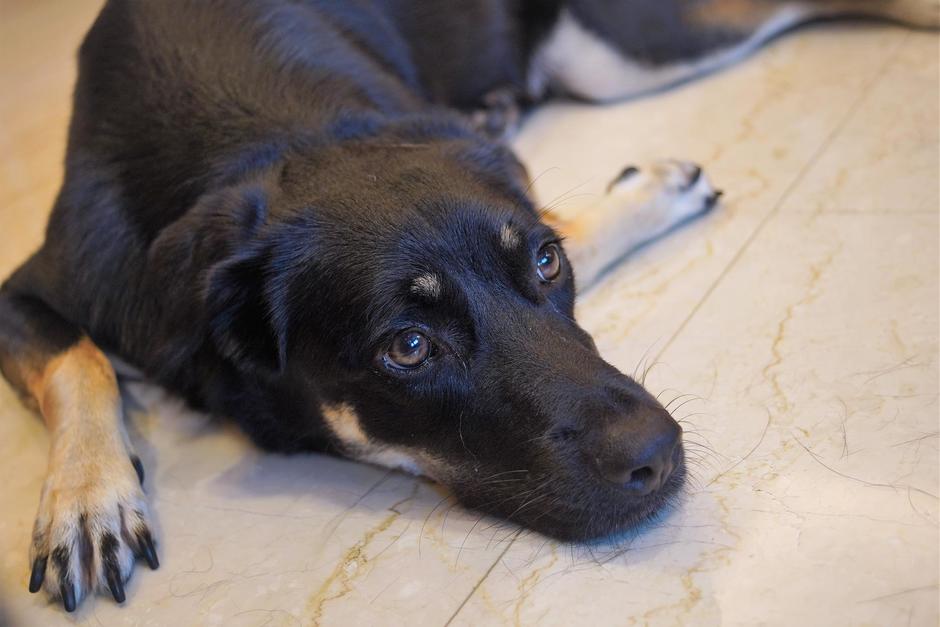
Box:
440;498;467;539
419;492;457;555
656;387;683;402
675;412;716;427
683;444;723;462
456;511;492;566
631;338;660;382
681;431;719;446
472;476;555;516
668;396;704;415
521;166;561;199
477;469;530;481
640;360;666;386
683;448;723;466
681;432;722;456
664;392;700;411
475;477;532;487
536;179;594;214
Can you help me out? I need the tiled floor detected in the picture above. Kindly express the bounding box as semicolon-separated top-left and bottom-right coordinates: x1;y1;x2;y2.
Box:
1;2;937;626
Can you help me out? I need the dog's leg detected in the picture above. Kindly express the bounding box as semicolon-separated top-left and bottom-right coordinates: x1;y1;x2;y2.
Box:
0;279;158;612
551;160;721;291
688;0;940;31
531;0;938;102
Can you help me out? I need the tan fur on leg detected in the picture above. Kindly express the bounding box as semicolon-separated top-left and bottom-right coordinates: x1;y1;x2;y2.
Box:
22;338;157;611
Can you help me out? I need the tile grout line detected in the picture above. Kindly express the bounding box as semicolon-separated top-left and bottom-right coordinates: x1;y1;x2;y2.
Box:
442;537;518;627
649;32;912;367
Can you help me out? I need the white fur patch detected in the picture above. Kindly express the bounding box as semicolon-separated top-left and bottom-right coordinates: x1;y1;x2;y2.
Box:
530;7;812;102
500;224;521;250
321;403;424;475
410;273;442;300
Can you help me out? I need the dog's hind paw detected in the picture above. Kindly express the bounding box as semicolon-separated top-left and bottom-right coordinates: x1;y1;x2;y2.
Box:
28;450;157;612
606;158;721;227
560;158;722;289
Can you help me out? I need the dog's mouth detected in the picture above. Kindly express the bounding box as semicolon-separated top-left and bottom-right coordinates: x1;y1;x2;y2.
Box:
444;440;686;542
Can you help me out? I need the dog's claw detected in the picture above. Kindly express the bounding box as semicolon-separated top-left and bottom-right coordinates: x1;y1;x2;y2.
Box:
28;556;46;593
30;470;153;612
106;566;125;604
606;165;641;192
61;583;76;613
704;189;724;211
100;532;126;603
131;455;145;486
138;529;159;570
685;165;703;190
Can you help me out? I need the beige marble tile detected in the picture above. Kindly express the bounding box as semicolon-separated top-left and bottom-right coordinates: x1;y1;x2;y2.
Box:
783;33;940;214
450;211;939;627
515;26;913;372
0;0;103;276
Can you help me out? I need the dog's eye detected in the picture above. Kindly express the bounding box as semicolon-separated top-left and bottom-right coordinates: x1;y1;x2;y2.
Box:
536;243;562;282
385;330;431;369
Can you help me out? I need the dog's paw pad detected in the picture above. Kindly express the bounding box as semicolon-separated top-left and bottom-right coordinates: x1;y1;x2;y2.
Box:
28;462;157;612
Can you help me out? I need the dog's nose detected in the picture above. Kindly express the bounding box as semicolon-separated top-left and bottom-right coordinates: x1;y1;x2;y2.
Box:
593;408;681;496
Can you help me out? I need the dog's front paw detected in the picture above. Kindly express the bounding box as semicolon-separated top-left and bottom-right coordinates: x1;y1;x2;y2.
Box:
607;159;721;225
28;453;157;612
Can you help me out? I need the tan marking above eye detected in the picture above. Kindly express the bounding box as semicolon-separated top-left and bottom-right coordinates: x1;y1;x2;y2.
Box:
410;274;442;299
500;224;521;250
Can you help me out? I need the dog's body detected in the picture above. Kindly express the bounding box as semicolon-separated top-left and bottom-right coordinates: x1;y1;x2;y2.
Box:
2;0;934;612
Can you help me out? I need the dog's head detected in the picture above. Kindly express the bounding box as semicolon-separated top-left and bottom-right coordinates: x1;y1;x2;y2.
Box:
206;118;684;540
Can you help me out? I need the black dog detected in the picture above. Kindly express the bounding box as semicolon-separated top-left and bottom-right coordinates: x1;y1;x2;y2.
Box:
1;0;933;613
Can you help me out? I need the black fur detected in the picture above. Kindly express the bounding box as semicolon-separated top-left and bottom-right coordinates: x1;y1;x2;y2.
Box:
2;0;686;545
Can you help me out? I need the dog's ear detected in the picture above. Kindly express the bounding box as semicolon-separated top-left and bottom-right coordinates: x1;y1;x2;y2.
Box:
206;247;287;372
203;188;288;373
